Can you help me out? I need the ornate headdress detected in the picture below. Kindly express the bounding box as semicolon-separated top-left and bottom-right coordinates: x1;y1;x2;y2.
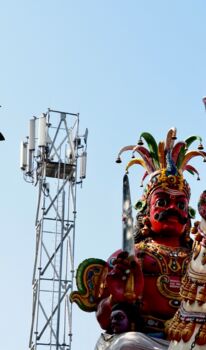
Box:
116;127;206;206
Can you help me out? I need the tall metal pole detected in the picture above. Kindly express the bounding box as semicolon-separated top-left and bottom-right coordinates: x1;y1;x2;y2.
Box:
56;190;65;350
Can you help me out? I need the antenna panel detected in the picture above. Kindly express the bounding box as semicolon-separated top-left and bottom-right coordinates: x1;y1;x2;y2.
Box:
29;118;36;151
38;114;47;147
20;141;28;170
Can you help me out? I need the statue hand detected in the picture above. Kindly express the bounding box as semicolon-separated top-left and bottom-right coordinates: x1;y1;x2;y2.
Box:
106;251;144;303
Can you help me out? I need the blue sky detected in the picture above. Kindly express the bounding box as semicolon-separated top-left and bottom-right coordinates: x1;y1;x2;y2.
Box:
1;1;206;349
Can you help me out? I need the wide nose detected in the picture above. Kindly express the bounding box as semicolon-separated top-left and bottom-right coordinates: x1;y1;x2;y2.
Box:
111;320;116;328
111;316;117;325
168;196;177;209
169;201;176;209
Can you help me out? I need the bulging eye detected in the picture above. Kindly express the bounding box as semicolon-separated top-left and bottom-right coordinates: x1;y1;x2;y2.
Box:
177;202;186;210
156;198;168;207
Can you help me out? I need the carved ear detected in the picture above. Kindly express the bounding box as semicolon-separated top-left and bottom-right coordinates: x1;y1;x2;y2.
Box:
134;199;146;211
188;206;196;219
70;258;108;312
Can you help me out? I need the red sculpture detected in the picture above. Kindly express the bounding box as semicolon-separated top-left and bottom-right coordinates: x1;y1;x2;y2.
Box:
71;128;206;349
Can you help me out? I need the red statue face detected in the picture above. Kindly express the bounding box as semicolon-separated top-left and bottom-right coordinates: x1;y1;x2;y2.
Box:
149;189;189;236
110;309;130;334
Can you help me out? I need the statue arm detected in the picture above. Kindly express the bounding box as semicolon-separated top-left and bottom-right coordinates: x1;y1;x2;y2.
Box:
96;250;144;331
106;250;144;303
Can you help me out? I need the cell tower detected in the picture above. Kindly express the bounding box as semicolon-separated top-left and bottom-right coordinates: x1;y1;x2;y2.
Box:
20;109;88;350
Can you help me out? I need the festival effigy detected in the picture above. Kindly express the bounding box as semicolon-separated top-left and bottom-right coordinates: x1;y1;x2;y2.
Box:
70;127;206;349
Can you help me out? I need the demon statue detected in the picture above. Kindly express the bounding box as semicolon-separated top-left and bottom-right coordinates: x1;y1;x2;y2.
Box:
70;128;206;349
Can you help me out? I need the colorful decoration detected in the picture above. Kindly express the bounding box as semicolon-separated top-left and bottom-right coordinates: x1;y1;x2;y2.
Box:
71;128;206;350
116;128;206;200
70;258;108;312
168;224;206;348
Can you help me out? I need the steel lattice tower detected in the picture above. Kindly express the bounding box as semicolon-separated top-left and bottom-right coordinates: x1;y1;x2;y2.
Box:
20;109;88;350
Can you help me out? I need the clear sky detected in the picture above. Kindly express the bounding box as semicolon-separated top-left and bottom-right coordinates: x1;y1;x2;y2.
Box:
1;1;206;350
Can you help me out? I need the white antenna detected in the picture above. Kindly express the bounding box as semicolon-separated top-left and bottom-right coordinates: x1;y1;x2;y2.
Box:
28;118;36;173
38;114;47;147
29;118;36;151
20;141;28;170
80;151;87;179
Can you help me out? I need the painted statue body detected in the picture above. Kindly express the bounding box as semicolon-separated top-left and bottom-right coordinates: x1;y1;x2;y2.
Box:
96;187;191;341
70;128;206;350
